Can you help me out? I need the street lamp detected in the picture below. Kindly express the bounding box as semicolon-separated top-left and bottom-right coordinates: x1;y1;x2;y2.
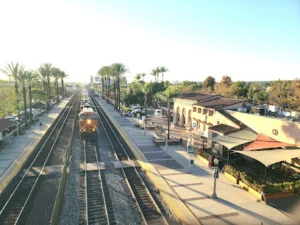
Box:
165;130;168;155
212;158;219;198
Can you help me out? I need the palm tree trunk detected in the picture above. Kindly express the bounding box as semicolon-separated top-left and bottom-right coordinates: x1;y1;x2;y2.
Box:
47;76;51;111
29;85;33;123
101;77;104;98
23;86;28;127
118;77;121;110
107;77;110;100
167;100;170;139
56;80;59;103
144;92;147;124
62;79;65;98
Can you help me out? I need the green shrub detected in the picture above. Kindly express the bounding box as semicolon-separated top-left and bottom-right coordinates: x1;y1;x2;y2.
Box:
224;165;240;179
200;151;211;160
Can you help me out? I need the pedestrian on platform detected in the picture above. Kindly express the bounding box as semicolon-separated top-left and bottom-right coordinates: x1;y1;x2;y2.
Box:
40;122;43;126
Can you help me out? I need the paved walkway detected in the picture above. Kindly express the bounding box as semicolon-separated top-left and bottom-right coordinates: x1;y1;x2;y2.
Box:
98;99;296;225
0;99;69;193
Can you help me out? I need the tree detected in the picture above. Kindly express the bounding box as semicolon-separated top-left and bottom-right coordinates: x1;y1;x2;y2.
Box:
1;62;25;118
253;90;268;105
219;75;233;87
150;69;158;82
215;75;234;97
203;76;216;91
158;86;179;139
98;66;113;99
159;67;168;82
156;67;161;82
58;71;68;98
51;67;61;103
24;70;39;123
268;80;292;110
38;63;52;111
0;80;17;118
141;83;151;124
111;63;128;111
18;70;29;127
232;81;249;98
291;79;300;111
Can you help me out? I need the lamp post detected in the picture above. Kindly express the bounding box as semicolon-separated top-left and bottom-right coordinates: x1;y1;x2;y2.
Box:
165;130;168;155
212;158;219;198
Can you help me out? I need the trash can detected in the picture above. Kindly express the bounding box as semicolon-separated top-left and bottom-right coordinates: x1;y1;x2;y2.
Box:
208;155;213;167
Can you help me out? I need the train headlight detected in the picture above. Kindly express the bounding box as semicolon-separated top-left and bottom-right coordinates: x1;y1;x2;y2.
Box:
87;119;91;124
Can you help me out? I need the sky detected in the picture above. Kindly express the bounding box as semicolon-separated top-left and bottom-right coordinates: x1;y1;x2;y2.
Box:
0;0;299;83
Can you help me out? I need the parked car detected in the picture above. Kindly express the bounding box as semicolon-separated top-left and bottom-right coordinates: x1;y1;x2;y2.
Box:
154;109;162;117
131;106;141;114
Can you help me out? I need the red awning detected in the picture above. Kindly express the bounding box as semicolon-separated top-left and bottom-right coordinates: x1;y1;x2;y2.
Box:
243;133;297;151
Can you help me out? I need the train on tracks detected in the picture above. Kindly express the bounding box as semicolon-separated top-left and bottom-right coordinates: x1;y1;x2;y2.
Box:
79;93;98;139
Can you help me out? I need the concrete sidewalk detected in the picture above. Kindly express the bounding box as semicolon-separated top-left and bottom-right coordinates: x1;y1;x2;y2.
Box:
98;98;296;225
0;99;69;193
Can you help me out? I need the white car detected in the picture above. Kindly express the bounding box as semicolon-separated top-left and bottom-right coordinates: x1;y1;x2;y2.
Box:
131;106;141;113
154;109;162;117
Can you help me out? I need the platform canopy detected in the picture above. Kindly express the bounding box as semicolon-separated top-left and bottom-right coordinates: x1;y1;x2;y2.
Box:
227;130;258;141
211;129;257;150
233;149;300;167
212;135;253;150
243;133;297;151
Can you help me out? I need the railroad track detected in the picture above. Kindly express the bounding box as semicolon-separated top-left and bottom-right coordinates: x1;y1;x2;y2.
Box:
90;94;168;225
79;140;116;225
0;93;78;225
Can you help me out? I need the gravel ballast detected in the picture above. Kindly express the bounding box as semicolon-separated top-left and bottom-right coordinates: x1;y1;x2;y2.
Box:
98;127;143;225
58;128;81;225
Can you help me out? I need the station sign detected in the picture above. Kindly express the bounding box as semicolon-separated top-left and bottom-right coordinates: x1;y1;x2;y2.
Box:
188;145;194;153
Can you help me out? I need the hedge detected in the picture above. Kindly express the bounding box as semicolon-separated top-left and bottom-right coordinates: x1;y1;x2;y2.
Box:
224;165;240;179
226;168;300;194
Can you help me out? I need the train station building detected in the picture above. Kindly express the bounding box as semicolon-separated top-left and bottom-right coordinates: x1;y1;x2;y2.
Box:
173;92;300;167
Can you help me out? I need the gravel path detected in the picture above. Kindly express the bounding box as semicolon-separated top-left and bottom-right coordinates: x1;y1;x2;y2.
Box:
58;126;81;225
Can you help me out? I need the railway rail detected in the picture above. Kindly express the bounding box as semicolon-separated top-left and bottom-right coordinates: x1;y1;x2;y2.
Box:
0;93;78;225
90;94;168;225
79;140;116;225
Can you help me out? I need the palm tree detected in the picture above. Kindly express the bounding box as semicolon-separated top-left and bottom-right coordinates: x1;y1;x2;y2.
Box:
1;62;25;117
150;69;158;82
18;70;29;128
159;66;169;82
111;63;128;110
97;66;112;100
24;70;39;124
157;87;178;139
142;83;151;125
58;71;68;98
156;67;161;82
51;67;61;103
38;63;52;111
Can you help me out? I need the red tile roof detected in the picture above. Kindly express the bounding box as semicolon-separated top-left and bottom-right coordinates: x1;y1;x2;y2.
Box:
194;97;244;109
209;124;240;134
177;93;220;102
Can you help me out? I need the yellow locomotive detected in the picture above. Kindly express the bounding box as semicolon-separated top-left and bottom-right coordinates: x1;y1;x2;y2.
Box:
79;107;98;139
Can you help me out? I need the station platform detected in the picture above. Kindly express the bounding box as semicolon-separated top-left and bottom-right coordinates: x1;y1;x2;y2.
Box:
97;98;296;225
0;99;69;193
